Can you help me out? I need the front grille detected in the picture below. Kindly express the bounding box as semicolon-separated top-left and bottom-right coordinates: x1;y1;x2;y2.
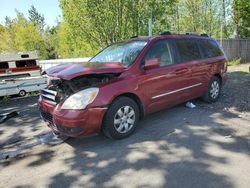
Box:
40;110;53;124
41;89;57;104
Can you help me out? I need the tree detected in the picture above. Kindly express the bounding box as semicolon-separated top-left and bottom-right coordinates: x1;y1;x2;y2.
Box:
172;0;221;37
28;5;45;30
0;24;9;52
59;0;178;57
0;11;48;59
232;0;250;38
44;26;59;59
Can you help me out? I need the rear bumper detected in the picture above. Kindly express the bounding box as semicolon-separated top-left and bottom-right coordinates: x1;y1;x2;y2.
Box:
39;101;107;137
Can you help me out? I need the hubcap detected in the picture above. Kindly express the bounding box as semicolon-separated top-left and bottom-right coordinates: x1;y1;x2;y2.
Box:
114;106;135;134
210;81;219;99
20;91;25;96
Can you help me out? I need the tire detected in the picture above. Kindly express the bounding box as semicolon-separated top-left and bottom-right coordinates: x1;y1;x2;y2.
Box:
102;97;140;139
19;90;26;97
202;76;221;103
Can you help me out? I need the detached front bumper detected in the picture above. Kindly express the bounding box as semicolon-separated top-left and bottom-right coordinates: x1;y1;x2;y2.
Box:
39;101;107;137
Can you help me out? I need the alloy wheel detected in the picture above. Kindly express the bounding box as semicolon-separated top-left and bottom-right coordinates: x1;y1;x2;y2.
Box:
114;106;135;134
210;81;220;99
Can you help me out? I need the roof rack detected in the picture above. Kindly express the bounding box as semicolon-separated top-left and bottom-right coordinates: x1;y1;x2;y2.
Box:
185;32;209;37
200;33;209;37
160;31;172;35
159;31;209;37
185;32;200;36
130;36;138;39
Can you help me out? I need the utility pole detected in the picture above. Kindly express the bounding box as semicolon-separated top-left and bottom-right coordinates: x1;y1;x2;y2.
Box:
148;17;152;37
148;9;153;37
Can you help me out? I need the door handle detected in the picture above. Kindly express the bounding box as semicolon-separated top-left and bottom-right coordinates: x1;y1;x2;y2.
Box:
175;68;188;74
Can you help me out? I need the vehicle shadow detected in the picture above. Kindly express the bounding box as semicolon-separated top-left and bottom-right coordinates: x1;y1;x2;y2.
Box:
47;102;249;187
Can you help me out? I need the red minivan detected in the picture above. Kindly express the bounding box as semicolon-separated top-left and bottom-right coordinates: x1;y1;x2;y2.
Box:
39;33;227;139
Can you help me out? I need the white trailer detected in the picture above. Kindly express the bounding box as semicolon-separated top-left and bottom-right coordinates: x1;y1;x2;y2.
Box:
0;76;48;97
39;57;91;71
0;51;41;80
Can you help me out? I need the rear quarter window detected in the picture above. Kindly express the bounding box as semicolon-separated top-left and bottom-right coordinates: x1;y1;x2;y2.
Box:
175;39;202;63
199;39;223;58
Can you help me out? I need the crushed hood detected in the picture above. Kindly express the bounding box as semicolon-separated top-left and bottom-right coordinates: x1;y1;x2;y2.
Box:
44;62;126;80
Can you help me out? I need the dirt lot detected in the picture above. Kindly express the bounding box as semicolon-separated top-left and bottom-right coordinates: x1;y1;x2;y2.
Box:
0;64;249;188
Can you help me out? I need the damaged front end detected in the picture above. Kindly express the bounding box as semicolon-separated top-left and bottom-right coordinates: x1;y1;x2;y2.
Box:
41;73;120;105
39;62;125;136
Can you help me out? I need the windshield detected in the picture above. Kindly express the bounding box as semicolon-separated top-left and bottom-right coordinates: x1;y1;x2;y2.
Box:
89;40;148;67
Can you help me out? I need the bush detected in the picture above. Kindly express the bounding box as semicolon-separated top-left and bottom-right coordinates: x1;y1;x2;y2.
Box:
228;58;244;66
1;96;11;102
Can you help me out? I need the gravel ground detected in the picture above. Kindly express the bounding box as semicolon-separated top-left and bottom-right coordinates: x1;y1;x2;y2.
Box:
0;63;249;188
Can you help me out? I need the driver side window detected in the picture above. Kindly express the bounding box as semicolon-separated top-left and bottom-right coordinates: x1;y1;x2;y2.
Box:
144;40;173;67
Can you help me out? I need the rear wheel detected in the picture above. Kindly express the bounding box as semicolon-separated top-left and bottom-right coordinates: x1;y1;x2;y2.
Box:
19;90;26;97
102;97;139;139
202;76;221;103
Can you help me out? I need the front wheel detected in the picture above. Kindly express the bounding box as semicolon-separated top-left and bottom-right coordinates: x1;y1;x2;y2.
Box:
102;97;139;139
202;76;221;103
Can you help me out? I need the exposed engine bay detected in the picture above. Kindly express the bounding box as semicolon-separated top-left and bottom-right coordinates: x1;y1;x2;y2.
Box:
45;73;120;103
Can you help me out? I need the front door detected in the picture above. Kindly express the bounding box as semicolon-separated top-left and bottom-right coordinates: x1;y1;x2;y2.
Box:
138;39;192;114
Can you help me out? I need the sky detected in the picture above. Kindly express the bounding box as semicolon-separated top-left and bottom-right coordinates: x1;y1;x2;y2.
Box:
0;0;62;27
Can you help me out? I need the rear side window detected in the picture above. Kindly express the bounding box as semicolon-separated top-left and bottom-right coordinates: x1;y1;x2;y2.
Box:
199;40;223;58
16;60;37;67
0;62;9;69
144;40;173;67
175;40;202;62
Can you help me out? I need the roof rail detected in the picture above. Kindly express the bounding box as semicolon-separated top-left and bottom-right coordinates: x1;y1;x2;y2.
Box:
160;31;171;35
185;32;200;36
130;36;138;39
200;33;209;37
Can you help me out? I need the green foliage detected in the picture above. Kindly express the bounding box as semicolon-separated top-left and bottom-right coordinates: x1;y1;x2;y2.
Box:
59;0;178;57
44;26;59;59
57;21;97;58
2;11;47;59
28;5;45;30
169;0;223;38
0;8;58;60
0;24;9;52
2;96;11;102
233;0;250;38
26;91;39;97
0;1;249;60
228;58;244;66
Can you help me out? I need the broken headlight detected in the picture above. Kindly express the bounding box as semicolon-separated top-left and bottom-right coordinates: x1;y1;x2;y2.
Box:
61;88;99;110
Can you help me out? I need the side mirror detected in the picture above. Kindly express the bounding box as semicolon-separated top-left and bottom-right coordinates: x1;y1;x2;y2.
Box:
144;58;160;70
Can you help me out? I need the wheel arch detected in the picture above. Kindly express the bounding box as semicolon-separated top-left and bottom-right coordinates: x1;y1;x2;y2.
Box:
214;73;222;84
111;92;145;119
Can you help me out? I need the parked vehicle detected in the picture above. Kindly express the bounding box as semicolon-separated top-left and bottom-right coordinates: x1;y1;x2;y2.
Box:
39;58;91;71
39;32;227;139
0;51;41;81
0;76;47;98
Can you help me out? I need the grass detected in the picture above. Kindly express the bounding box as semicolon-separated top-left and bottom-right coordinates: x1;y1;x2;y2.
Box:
26;91;39;97
0;91;39;102
0;96;11;102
